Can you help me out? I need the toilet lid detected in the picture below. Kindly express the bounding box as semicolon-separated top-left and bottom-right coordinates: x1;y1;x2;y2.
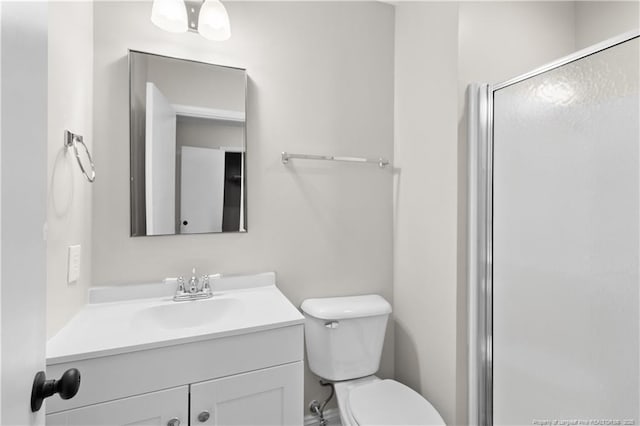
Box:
348;380;446;426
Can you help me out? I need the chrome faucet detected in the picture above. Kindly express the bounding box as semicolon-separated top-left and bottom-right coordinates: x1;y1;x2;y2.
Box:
172;267;214;302
188;268;199;294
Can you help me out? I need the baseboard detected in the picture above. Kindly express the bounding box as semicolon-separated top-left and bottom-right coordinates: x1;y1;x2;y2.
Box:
303;408;341;426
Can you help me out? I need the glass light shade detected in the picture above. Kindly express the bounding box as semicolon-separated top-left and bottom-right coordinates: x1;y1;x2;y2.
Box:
198;0;231;41
151;0;188;33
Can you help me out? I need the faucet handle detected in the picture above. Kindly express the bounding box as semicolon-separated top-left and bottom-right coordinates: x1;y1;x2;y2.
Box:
201;275;211;294
176;276;185;293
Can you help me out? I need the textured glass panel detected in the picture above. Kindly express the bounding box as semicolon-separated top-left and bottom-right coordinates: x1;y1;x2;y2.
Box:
493;38;639;425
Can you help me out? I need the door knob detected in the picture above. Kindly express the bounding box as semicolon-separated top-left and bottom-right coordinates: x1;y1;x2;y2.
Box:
30;368;81;412
198;410;210;422
167;418;181;426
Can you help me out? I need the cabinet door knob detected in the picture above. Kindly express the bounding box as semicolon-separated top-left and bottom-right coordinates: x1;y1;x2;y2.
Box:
198;411;210;422
167;418;180;426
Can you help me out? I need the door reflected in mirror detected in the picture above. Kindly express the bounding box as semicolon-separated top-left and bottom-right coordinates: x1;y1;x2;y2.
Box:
129;51;246;236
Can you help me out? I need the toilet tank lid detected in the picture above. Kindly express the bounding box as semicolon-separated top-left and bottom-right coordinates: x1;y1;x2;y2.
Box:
300;294;391;320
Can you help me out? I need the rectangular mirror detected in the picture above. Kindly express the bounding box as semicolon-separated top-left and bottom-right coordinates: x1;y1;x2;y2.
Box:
129;50;246;236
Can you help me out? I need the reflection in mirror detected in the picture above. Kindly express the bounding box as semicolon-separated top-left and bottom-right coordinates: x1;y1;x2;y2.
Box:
129;51;246;236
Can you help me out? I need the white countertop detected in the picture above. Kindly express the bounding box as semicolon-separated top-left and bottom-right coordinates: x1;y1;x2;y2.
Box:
47;273;304;365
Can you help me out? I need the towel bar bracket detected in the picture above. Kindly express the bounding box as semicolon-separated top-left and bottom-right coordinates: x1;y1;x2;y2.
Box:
65;130;96;183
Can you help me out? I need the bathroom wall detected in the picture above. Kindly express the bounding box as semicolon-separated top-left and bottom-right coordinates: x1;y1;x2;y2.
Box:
394;2;586;424
91;1;394;408
458;2;576;99
393;3;460;425
575;1;639;49
47;1;94;337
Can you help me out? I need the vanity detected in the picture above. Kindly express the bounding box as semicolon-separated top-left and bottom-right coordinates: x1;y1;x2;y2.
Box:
46;273;304;426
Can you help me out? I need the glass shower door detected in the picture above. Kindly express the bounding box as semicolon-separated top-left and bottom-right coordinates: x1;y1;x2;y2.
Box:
491;37;639;425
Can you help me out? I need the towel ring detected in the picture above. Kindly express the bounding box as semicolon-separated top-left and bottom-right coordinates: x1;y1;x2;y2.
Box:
64;130;95;183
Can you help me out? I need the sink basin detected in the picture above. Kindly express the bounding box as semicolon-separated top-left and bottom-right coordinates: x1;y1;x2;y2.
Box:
135;297;241;330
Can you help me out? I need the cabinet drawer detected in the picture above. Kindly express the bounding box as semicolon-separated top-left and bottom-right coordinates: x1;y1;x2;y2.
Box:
46;386;188;426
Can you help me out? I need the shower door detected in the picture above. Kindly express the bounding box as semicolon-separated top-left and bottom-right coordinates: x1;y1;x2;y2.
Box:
471;32;639;426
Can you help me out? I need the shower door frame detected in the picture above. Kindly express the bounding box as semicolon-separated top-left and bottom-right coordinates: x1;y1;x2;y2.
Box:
468;29;640;426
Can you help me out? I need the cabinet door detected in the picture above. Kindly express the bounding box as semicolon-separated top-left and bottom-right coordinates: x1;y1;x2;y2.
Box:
190;361;303;426
46;386;188;426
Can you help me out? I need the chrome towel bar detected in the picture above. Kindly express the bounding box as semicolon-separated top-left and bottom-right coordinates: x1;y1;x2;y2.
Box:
64;130;95;183
281;152;390;168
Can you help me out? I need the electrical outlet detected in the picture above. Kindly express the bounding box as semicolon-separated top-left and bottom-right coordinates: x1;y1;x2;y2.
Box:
67;245;81;284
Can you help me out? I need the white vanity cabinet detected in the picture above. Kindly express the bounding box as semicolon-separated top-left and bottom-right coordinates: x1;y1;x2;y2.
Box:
46;326;304;426
45;274;305;426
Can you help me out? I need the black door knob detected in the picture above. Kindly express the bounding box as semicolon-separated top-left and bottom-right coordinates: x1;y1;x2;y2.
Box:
31;368;81;412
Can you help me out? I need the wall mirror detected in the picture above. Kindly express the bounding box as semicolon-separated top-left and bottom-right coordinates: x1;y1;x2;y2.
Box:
129;50;246;236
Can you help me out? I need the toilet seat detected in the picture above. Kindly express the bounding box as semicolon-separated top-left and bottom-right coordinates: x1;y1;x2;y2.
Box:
347;379;446;425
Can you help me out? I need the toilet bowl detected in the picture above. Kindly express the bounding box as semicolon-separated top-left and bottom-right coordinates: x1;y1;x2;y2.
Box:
334;376;446;426
300;294;446;426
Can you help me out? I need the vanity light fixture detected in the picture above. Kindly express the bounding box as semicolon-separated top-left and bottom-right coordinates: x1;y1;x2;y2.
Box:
151;0;231;41
197;0;231;41
150;0;189;33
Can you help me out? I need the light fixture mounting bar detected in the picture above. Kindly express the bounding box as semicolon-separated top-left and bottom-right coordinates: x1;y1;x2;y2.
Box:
185;0;204;33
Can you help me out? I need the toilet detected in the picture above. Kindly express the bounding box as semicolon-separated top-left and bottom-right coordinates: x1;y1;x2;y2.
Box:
301;294;446;426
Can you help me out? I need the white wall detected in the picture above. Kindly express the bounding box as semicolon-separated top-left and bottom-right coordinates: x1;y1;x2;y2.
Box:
575;1;640;49
91;1;394;408
47;1;94;338
458;2;576;101
394;3;460;424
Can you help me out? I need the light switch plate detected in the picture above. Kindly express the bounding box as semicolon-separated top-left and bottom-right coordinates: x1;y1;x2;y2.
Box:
67;244;81;284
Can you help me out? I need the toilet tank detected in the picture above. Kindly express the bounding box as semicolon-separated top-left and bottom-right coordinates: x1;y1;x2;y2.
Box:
300;294;392;381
